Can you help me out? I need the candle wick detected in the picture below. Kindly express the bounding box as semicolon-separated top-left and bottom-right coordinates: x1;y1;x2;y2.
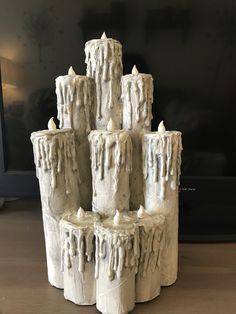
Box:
48;117;57;131
132;65;139;75
107;118;116;131
101;32;107;40
68;66;76;76
158;121;166;133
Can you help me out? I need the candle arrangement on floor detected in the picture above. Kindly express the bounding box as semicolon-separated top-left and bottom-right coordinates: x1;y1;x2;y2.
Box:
31;33;182;314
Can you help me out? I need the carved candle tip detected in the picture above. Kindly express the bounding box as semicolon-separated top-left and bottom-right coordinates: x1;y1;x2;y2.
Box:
137;205;148;219
101;32;107;39
132;65;139;75
48;117;57;131
158;121;166;133
113;210;122;225
68;66;76;76
107;118;116;132
77;207;85;219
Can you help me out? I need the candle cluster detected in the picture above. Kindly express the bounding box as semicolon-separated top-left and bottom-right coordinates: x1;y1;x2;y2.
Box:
31;33;182;314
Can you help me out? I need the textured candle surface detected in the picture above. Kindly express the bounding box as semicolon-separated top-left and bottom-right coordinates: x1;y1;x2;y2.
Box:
85;34;123;129
60;210;99;305
89;129;132;216
56;69;96;210
121;67;153;131
95;216;139;314
31;127;80;289
143;128;182;286
31;128;80;214
121;66;154;210
56;71;96;136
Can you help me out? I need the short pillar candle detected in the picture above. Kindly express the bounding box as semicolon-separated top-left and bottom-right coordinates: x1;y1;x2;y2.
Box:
60;207;99;305
95;211;139;314
135;206;165;302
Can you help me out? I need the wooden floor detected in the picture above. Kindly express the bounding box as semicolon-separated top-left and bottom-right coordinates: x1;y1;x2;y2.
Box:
0;199;236;314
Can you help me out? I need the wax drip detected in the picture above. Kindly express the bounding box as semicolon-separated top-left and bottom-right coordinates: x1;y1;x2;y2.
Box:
56;74;95;134
31;131;78;193
61;226;95;273
138;218;165;277
89;131;132;193
143;132;182;200
85;38;122;121
121;73;153;131
95;224;139;281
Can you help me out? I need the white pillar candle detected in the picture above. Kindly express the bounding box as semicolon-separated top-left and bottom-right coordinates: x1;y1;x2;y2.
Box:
85;32;123;130
31;119;80;289
143;121;182;286
121;65;153;210
135;205;165;302
95;211;139;314
121;65;153;131
88;119;132;216
60;207;100;305
56;67;96;210
56;66;96;136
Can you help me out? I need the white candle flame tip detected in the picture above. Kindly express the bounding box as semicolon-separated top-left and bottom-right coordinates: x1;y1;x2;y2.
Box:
77;207;85;219
101;32;107;39
113;210;121;225
48;117;57;131
132;65;139;75
158;121;166;133
68;66;76;76
107;118;116;131
137;205;148;219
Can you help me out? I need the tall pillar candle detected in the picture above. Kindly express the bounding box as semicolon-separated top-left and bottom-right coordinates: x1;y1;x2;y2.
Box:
31;118;80;288
121;65;153;210
88;119;132;216
60;207;99;305
85;32;123;129
135;206;165;302
56;67;96;210
143;121;182;286
95;211;139;314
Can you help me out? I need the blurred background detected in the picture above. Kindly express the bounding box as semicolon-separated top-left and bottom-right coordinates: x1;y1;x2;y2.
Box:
1;0;236;175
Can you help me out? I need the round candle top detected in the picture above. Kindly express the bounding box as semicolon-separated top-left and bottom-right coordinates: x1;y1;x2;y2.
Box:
61;208;100;227
85;32;122;47
56;67;92;81
101;210;136;232
89;127;129;137
31;127;72;140
136;210;165;227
